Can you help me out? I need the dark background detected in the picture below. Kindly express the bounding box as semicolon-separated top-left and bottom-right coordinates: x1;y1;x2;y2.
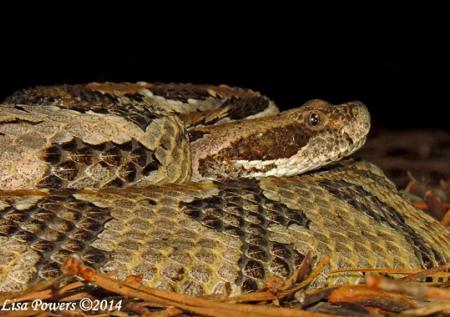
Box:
0;2;448;130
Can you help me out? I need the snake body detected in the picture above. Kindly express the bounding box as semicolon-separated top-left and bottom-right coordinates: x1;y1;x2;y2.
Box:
0;83;449;295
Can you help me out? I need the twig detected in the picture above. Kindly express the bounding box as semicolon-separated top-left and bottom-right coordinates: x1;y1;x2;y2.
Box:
280;256;330;296
367;275;450;303
63;257;334;317
402;263;450;282
328;285;415;312
329;266;450;279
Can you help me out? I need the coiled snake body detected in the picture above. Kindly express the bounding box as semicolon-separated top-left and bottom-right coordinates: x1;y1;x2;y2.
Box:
0;83;449;295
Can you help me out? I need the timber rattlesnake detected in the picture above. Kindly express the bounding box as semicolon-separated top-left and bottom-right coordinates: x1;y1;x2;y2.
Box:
0;82;448;295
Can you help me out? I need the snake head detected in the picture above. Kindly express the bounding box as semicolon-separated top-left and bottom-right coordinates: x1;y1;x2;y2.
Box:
294;99;371;156
191;99;371;180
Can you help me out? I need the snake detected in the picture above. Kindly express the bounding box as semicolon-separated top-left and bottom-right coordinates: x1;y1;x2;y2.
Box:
0;82;449;296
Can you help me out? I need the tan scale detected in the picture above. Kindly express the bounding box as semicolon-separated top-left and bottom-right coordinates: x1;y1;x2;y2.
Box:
0;83;449;295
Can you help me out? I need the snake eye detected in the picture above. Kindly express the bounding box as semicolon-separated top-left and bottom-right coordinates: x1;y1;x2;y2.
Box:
303;110;326;130
309;113;320;127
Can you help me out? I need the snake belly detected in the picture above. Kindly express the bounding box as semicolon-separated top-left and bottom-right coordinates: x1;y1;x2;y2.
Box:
0;83;448;295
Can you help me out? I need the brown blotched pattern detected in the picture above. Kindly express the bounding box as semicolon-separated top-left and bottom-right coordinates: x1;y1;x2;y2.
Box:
1;83;449;296
38;138;161;189
1;161;449;294
318;178;446;269
180;179;308;292
6;84;161;130
0;102;190;189
0;190;111;292
1;82;280;189
147;83;215;102
181;96;274;128
5;82;278;123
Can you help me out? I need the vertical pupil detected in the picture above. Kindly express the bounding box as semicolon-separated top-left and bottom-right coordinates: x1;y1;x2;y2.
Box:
310;113;320;126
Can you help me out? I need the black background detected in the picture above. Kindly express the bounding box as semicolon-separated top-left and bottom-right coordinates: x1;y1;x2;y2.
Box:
0;2;448;130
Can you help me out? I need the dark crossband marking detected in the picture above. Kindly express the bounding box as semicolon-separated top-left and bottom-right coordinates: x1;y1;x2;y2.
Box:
6;84;162;130
180;178;309;293
319;179;446;269
5;83;270;130
222;97;272;121
184;97;273;128
0;190;110;283
148;83;213;102
39;138;160;189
